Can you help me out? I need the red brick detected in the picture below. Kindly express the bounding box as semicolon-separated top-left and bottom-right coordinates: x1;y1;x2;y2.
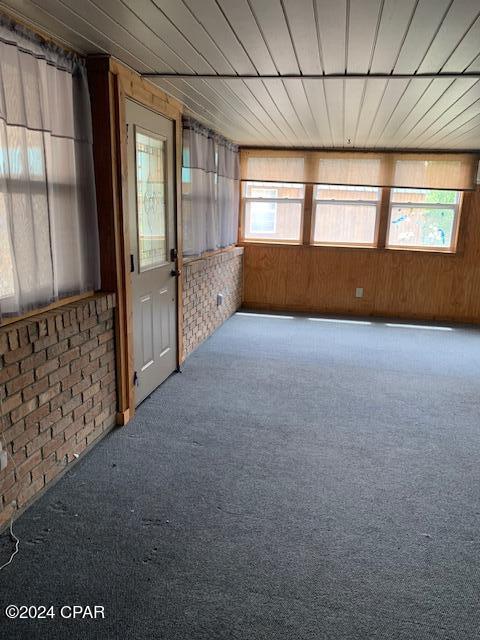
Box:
76;422;95;443
59;347;80;367
1;419;25;447
48;364;70;386
3;343;33;365
22;376;49;402
89;344;107;362
17;476;44;507
80;316;97;331
86;425;104;445
100;370;115;388
55;437;76;462
80;337;98;357
98;329;114;345
35;358;59;381
0;471;16;499
6;370;34;395
84;402;102;424
0;331;8;356
58;323;79;341
69;331;90;349
94;408;110;428
26;430;51;456
64;418;86;441
60;394;82;418
61;369;82;392
42;433;65;459
82;361;100;377
15;449;42;479
51;412;74;436
31;453;56;481
91;365;108;384
1;392;22;415
38;383;61;407
0;362;19;385
47;339;69;359
73;398;93;421
45;462;63;485
70;354;90;373
20;349;46;373
0;503;16;528
39;408;62;432
24;403;50;428
12;423;39;452
10;397;38;424
71;377;91;397
33;334;57;353
82;381;101;403
50;389;73;412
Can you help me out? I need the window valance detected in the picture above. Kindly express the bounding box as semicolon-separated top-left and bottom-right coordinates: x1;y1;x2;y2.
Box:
241;149;479;191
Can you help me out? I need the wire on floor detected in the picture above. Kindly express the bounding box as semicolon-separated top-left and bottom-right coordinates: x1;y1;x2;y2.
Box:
0;397;20;572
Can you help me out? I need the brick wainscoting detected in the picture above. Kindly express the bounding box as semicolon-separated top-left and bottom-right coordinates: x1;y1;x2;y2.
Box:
182;247;243;358
0;294;117;529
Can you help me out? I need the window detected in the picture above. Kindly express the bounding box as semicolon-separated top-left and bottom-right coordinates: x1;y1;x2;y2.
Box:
387;189;461;251
0;24;99;319
312;185;381;246
243;181;304;243
248;187;277;234
136;131;167;271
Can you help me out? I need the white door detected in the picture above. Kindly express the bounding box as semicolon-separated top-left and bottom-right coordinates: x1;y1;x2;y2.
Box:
126;99;178;406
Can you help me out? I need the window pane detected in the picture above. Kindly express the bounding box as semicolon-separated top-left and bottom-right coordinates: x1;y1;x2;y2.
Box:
136;131;167;271
387;206;456;249
313;204;378;245
315;184;380;201
245;181;304;199
391;187;458;205
244;201;302;242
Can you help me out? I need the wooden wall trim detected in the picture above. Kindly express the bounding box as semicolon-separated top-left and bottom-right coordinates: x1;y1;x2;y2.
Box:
87;55;184;424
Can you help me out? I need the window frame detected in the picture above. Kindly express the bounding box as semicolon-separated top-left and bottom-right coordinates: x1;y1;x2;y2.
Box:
311;185;383;248
239;179;465;256
241;181;305;245
385;189;463;253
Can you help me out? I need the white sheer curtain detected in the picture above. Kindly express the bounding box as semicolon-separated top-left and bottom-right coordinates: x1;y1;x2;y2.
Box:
0;17;100;318
182;117;239;257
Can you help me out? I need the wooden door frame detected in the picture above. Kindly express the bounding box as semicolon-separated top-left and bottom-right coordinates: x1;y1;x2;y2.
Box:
87;55;184;425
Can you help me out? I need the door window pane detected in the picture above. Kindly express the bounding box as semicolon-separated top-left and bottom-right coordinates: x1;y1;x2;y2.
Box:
136;131;167;271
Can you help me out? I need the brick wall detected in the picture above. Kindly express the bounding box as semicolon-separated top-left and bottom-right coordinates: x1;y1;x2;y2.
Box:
0;294;117;529
182;247;243;358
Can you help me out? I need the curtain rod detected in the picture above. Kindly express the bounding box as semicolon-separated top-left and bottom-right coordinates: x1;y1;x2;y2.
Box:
142;72;480;80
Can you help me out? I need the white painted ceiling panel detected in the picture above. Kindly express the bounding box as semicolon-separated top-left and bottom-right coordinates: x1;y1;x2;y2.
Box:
347;0;382;73
0;0;478;150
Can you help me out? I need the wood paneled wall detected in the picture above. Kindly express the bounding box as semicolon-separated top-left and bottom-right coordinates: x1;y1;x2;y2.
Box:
242;190;480;323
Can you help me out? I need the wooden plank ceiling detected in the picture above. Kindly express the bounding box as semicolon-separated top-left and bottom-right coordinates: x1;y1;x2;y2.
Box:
2;0;480;150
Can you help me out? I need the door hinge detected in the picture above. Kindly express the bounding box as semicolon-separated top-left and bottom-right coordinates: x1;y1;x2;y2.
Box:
126;123;129;142
130;254;135;273
133;371;139;387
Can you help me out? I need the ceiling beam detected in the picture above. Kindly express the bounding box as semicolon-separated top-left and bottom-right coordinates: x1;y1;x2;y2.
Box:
142;72;480;80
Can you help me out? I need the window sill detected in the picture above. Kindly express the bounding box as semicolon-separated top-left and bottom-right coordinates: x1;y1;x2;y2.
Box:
0;291;98;327
240;241;459;256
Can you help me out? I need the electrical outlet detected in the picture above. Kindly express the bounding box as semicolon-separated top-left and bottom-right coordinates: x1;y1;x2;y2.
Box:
355;287;364;298
0;449;7;472
217;293;224;306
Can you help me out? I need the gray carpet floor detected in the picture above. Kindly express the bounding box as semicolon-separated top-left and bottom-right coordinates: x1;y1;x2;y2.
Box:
1;312;480;639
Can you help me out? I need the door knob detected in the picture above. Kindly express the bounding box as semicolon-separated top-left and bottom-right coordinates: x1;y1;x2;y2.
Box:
170;269;181;277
